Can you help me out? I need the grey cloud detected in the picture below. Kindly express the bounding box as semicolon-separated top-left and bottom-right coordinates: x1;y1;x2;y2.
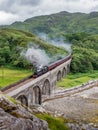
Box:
0;0;40;6
18;0;41;6
0;0;98;25
0;0;40;13
91;4;98;11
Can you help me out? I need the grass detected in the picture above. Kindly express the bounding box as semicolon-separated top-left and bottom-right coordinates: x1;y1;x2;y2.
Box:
57;70;98;88
2;94;18;104
36;114;69;130
0;67;32;89
1;66;98;90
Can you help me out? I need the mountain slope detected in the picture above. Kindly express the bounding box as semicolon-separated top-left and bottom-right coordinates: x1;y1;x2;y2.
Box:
4;11;98;36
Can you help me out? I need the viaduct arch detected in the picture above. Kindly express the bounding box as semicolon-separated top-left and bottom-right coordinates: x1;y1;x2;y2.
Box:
57;71;62;81
42;79;50;95
33;86;41;105
17;95;28;106
62;67;66;78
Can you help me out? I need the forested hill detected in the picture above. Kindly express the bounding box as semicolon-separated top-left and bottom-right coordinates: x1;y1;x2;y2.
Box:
0;28;67;68
1;11;98;73
3;11;98;36
66;33;98;72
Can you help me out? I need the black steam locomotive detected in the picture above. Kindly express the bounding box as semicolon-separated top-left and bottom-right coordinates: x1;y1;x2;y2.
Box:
33;54;71;78
33;65;48;78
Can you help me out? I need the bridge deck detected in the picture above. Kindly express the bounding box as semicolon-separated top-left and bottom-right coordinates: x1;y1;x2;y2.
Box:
3;77;34;94
2;71;50;97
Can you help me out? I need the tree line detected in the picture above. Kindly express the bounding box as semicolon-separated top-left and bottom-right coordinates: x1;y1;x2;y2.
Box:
65;33;98;73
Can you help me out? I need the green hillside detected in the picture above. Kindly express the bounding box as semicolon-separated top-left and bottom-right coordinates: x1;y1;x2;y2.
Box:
0;28;67;68
65;33;98;72
1;11;98;73
4;11;98;37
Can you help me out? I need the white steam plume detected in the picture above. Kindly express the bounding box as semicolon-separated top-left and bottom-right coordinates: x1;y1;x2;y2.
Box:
21;46;51;66
37;32;72;52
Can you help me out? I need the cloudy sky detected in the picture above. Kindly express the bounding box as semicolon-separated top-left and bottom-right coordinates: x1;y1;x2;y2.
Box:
0;0;98;25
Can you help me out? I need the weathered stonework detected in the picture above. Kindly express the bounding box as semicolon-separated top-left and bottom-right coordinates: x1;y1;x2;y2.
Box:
0;93;49;130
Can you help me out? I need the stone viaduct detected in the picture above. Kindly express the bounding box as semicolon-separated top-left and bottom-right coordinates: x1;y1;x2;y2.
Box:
5;57;71;107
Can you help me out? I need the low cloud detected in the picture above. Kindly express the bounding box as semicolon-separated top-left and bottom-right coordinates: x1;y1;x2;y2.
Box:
0;11;19;25
0;0;98;25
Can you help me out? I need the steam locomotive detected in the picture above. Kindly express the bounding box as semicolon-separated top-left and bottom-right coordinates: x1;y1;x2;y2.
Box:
33;54;71;78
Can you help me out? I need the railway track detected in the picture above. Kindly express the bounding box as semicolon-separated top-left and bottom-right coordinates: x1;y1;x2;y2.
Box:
1;76;34;94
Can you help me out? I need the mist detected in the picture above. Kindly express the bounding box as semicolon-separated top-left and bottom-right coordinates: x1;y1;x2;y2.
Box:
37;32;72;52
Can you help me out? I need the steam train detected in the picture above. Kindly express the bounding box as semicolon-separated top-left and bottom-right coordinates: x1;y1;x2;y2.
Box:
33;54;71;78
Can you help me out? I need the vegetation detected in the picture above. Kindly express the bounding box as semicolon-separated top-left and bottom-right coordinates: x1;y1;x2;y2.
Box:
58;70;98;88
3;11;98;37
65;33;98;73
0;28;67;88
0;67;32;88
36;114;69;130
3;11;98;73
2;94;18;104
0;11;98;88
0;28;67;68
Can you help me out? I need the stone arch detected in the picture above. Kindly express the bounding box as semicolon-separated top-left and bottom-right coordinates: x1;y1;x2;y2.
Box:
62;67;66;78
57;70;62;81
33;86;41;105
67;64;70;73
42;79;50;95
17;95;28;106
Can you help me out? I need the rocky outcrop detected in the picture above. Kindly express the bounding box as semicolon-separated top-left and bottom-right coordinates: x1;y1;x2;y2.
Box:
0;92;48;130
67;123;98;130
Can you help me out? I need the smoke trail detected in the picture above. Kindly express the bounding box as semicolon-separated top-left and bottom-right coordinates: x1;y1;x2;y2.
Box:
21;33;71;67
37;32;72;52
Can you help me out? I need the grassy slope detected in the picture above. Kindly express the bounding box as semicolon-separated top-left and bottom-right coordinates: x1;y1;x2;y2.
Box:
36;114;69;130
0;28;67;56
0;67;32;88
58;70;98;88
